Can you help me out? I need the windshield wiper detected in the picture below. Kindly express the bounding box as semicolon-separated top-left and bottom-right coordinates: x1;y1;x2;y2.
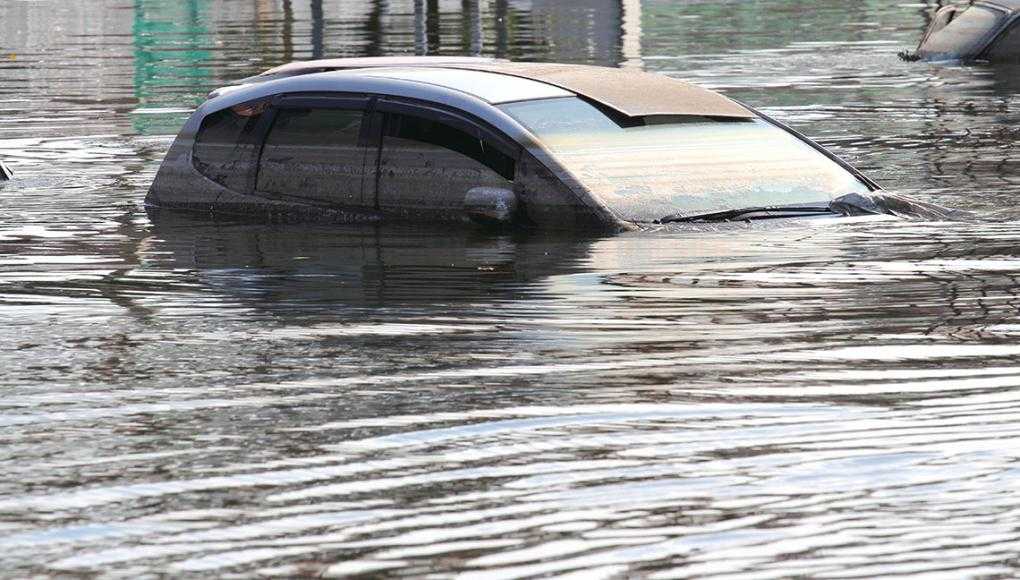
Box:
655;203;837;224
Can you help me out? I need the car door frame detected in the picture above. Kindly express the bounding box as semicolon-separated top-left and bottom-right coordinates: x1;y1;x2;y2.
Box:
364;96;523;214
248;92;377;209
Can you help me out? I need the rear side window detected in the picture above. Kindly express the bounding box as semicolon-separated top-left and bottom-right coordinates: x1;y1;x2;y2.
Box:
193;101;267;192
257;107;368;206
921;5;1004;57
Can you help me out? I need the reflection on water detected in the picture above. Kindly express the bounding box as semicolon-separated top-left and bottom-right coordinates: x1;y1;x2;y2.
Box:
4;0;1020;577
144;211;599;307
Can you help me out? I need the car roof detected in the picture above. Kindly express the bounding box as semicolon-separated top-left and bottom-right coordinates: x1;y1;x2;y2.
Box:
245;56;503;83
230;57;754;120
440;62;753;119
353;67;574;104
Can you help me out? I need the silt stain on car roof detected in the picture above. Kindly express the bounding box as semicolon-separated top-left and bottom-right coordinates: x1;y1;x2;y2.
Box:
245;58;754;120
441;62;754;119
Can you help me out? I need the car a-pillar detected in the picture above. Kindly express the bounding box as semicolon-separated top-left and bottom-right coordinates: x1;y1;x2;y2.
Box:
462;152;618;230
510;154;626;232
0;159;13;181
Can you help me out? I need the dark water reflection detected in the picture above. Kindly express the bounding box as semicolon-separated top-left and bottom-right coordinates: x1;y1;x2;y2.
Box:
4;0;1020;577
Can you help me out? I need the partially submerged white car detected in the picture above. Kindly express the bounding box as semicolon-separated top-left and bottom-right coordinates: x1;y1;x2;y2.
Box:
147;57;893;231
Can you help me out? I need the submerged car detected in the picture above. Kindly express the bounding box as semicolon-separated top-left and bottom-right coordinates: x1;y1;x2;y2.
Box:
915;0;1020;62
147;57;890;231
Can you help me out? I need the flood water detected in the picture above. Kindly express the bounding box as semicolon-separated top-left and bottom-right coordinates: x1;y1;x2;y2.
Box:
4;0;1020;577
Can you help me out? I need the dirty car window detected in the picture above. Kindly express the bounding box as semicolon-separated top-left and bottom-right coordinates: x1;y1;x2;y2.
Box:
257;108;367;206
501;97;869;223
193;101;267;192
377;112;514;214
921;5;1004;58
384;113;515;181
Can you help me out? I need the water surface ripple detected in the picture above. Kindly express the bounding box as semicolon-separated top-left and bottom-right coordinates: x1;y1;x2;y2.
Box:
3;0;1020;577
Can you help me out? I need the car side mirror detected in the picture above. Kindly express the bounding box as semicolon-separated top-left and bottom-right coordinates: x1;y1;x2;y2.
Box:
464;186;518;226
0;160;12;181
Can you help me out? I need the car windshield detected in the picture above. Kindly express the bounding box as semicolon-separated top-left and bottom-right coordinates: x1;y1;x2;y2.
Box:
921;5;1004;57
499;97;870;223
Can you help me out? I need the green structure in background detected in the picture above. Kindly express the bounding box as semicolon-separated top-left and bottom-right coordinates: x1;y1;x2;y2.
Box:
132;0;213;134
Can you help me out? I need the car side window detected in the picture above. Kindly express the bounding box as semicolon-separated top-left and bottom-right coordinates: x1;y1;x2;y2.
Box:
377;111;515;215
988;20;1020;62
257;107;368;206
193;101;267;192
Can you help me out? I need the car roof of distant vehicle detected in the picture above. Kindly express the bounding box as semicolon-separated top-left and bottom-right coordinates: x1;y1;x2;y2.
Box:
987;0;1020;10
208;57;755;121
953;0;1020;13
915;0;1020;61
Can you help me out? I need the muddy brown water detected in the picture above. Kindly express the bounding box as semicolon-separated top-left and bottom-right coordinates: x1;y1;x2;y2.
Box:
4;0;1020;577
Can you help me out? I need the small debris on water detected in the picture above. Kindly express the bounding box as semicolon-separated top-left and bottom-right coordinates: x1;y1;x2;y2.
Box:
897;50;921;62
